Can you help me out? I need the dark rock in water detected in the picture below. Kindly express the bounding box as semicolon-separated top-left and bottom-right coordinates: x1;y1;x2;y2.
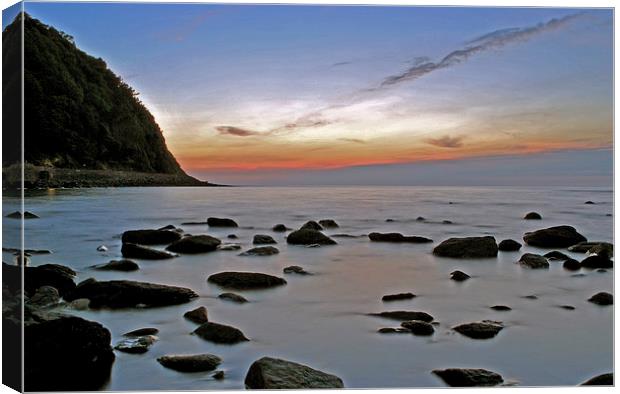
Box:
121;229;182;245
568;241;612;254
377;327;411;334
122;243;177;260
181;221;209;225
6;210;39;219
382;292;416;302
300;220;323;231
272;224;290;232
283;265;311;275
213;370;225;380
3;262;76;296
158;354;222;372
64;279;198;308
597;269;607;273
124;327;159;337
450;270;471;282
523;225;587;248
442;220;453;224
433;236;498;258
217;243;241;251
218;292;248;303
588;243;613;258
490;305;511;311
563;258;581;271
166;235;221;254
453;320;503;339
433;368;504;387
385;218;396;222
287;229;337;245
580;255;613;269
401;320;434;336
208;272;286;289
184;306;209;324
318;219;339;228
94;259;139;272
581;373;613;385
115;335;157;354
193;322;249;344
28;286;60;308
24;313;115;391
227;234;238;239
253;234;277;245
3;247;52;255
240;246;279;256
331;233;366;238
559;305;575;310
369;232;433;243
524;212;542;220
588;292;613;305
544;251;570;260
369;311;433;322
416;216;426;222
158;224;181;232
523;295;539;300
245;357;344;389
207;217;238;227
498;239;522;252
584;201;595;205
518;253;549;269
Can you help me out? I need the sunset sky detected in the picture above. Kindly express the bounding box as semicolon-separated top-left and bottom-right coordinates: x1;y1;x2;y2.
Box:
11;3;614;185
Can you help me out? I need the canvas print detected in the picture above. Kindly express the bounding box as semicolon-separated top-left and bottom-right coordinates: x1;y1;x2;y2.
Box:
1;1;614;391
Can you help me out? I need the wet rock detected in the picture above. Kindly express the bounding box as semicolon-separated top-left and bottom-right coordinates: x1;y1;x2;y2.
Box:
490;305;511;311
193;322;249;344
184;306;209;324
524;212;542;220
123;327;159;337
580;255;613;269
581;373;613;385
68;298;90;310
382;292;416;302
498;239;522;252
331;233;366;238
6;210;39;219
28;286;60;308
588;292;613;305
563;258;581;271
207;217;238;227
416;216;426;222
239;246;280;256
401;320;434;336
208;272;287;289
115;335;158;354
568;241;612;254
433;236;498;258
299;220;323;231
523;295;538;300
64;279;198;308
450;270;471;281
283;265;311;275
368;232;433;243
597;269;607;273
523;225;587;248
453;320;504;339
2;247;52;255
442;220;453;224
584;201;595;205
272;224;290;232
218;292;248;303
166;235;221;254
518;253;549;269
287;229;337;245
121;229;182;245
158;224;181;232
433;368;504;387
245;357;344;389
218;243;242;251
253;234;277;244
588;243;613;258
93;259;139;272
318;219;339;229
369;311;434;322
227;234;238;239
559;305;575;310
97;245;108;252
385;218;396;222
121;243;177;260
213;370;225;380
3;262;76;297
157;354;222;372
377;327;411;334
544;251;570;260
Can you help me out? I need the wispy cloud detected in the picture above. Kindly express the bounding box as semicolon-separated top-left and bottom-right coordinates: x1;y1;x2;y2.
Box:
331;61;352;67
216;126;261;137
339;138;366;144
425;135;465;148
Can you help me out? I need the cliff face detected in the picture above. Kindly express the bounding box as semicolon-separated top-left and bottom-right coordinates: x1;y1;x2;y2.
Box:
3;13;186;175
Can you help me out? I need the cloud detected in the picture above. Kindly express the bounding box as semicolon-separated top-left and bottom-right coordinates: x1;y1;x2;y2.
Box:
339;138;366;144
425;135;465;148
331;61;352;67
216;126;261;137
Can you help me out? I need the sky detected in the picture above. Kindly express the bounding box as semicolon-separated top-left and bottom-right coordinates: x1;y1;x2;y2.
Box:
8;3;614;185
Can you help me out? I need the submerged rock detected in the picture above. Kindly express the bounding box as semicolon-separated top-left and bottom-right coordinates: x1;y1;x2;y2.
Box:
433;236;498;258
6;210;39;219
433;368;504;387
253;234;277;244
287;229;337;245
121;243;177;260
115;335;157;354
378;327;411;334
382;292;416;302
581;373;613;385
217;243;242;251
213;370;225;380
453;320;503;339
157;354;222;372
523;225;587;248
121;229;182;245
401;320;434;336
368;232;433;243
490;305;511;311
584;201;595;205
369;311;433;322
184;306;209;324
563;258;581;271
93;259;139;272
450;270;471;282
283;265;311;275
580;255;613;269
272;224;290;232
318;219;339;229
166;235;221;254
193;322;249;344
208;272;287;289
498;239;522;252
218;292;248;303
207;217;238;227
123;327;159;337
245;357;344;389
518;253;549;269
239;246;279;256
588;292;613;305
524;212;542;220
568;241;612;253
299;220;323;231
544;251;570;260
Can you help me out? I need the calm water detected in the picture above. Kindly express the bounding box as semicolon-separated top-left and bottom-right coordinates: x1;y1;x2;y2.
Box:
3;186;614;389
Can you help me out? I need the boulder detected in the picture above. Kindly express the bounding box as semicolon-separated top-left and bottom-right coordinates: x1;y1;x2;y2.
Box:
433;368;503;387
93;259;139;272
518;253;549;269
217;243;242;251
588;292;613;305
416;216;426;222
184;306;209;324
490;305;511;311
283;265;311;275
584;201;595;205
300;221;323;231
123;327;159;337
498;239;522;252
166;235;221;254
369;311;433;322
563;258;581;271
121;243;177;260
193;322;249;344
400;320;434;336
121;229;182;245
227;234;238;239
208;272;286;289
450;270;470;281
544;251;570;260
157;354;222;372
433;236;498;258
3;262;76;297
28;286;60;308
378;327;411;334
287;229;337;246
6;210;39;219
568;241;611;253
214;371;225;380
245;357;344;389
369;232;433;243
382;292;416;302
114;335;157;354
588;243;613;258
523;225;586;248
580;255;613;269
318;219;339;228
272;224;290;232
240;246;279;256
218;292;248;303
581;373;613;385
207;217;238;227
253;234;277;244
453;321;503;339
524;212;542;220
64;279;198;308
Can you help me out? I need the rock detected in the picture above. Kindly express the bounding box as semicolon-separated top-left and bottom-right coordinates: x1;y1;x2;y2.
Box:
253;234;277;244
208;272;287;289
588;292;613;305
3;262;76;297
416;216;425;222
64;279;198;308
227;234;238;239
442;220;453;224
166;235;221;254
193;322;249;344
524;212;542;220
123;327;159;337
544;251;570;260
213;370;225;380
300;220;323;231
563;258;581;271
158;224;180;231
401;320;434;336
2;247;52;255
377;327;411;334
121;229;182;245
6;210;39;219
283;265;311;275
585;201;595;205
184;306;209;324
385;218;396;222
498;239;522;251
68;298;90;310
369;311;434;322
28;286;60;308
217;243;242;251
559;305;575;310
245;357;344;389
433;236;498;258
433;368;504;387
382;292;416;302
121;243;177;260
272;224;290;232
93;259;139;271
240;246;280;256
450;270;470;281
218;292;248;303
568;241;612;253
597;269;608;273
207;217;238;227
523;295;538;300
523;225;587;248
581;373;613;385
588;243;613;258
490;305;511;311
157;354;222;372
287;229;337;245
518;253;549;269
181;221;209;225
115;335;157;354
453;320;504;339
368;232;433;243
96;245;108;252
318;219;339;228
24;314;115;391
580;255;613;269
